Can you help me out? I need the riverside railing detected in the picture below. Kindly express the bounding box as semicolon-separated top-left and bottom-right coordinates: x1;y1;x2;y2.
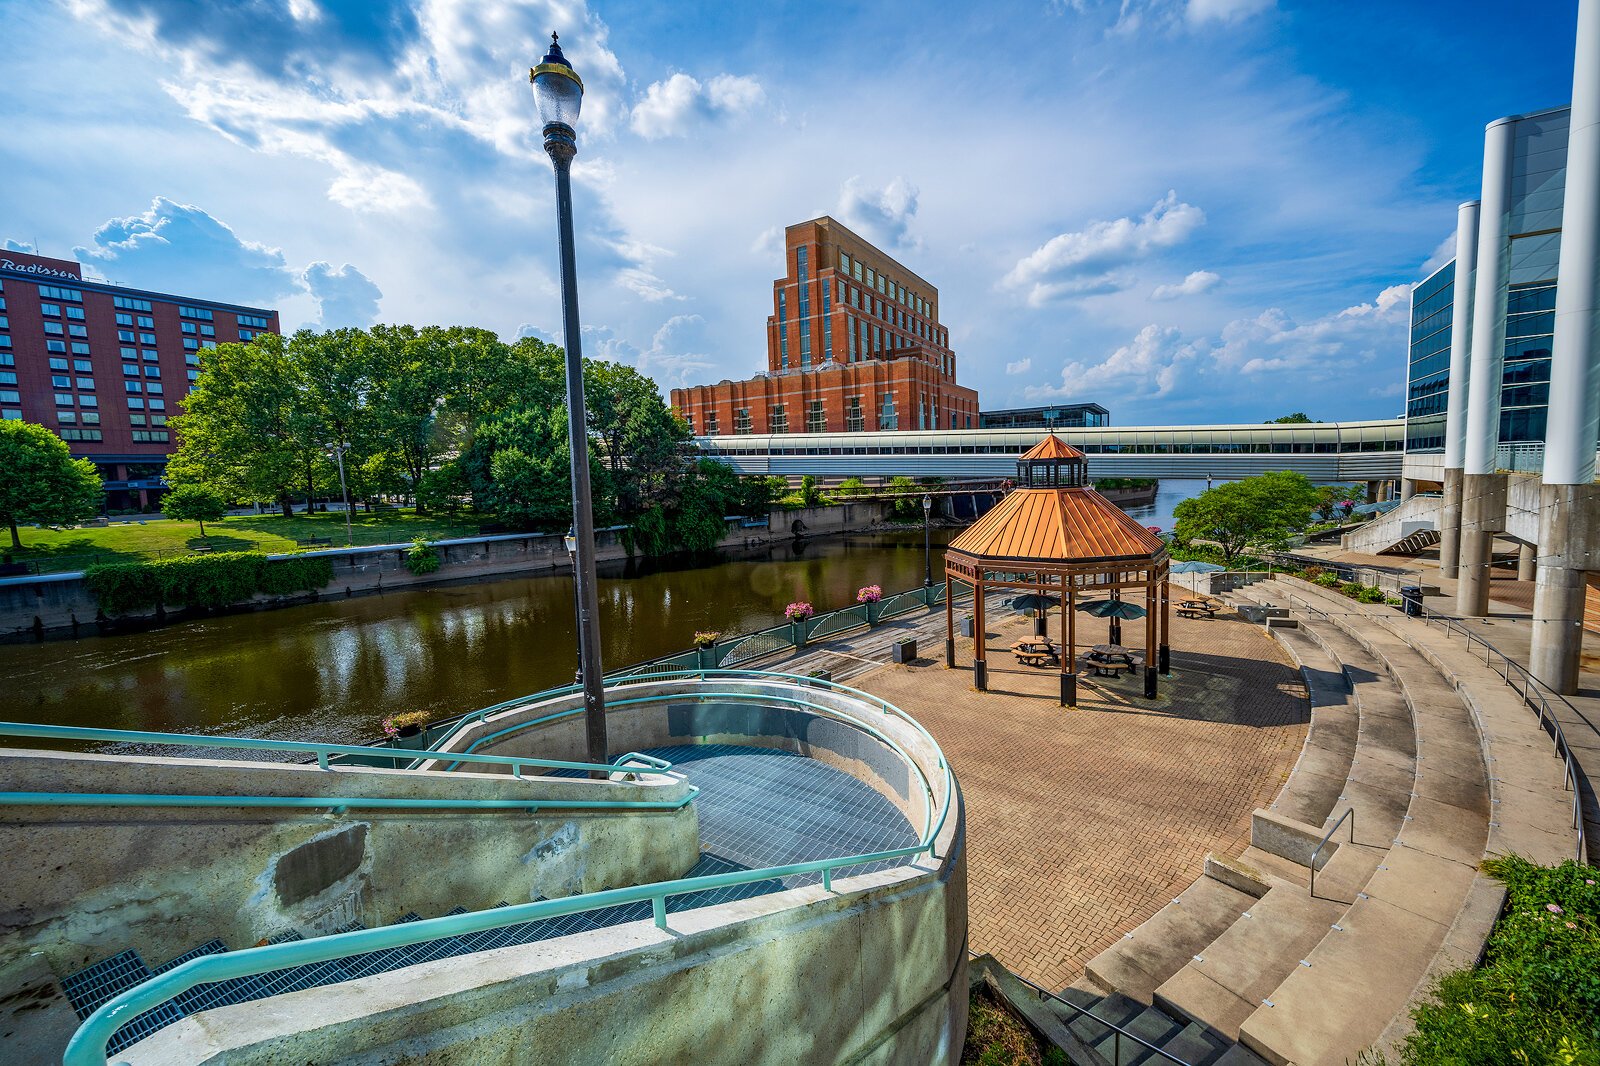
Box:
63;674;954;1066
1272;582;1587;863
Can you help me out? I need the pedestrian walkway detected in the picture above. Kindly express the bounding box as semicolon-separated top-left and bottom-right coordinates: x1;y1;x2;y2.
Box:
814;602;1310;993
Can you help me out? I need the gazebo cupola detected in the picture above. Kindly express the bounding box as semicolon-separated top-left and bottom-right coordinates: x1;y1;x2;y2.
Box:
1016;435;1087;488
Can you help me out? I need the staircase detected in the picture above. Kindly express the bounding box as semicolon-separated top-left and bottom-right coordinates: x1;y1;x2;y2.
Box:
1080;580;1498;1065
1377;527;1441;556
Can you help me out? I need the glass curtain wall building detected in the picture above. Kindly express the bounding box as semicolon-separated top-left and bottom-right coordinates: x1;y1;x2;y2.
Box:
1404;106;1569;470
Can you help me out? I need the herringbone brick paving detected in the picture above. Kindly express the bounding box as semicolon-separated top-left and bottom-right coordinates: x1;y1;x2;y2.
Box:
858;606;1309;992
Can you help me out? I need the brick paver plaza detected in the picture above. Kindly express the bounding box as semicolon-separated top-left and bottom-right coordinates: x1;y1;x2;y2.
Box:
857;605;1310;992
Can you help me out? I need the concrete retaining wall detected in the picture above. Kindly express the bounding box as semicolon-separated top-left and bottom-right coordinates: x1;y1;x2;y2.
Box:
0;752;697;977
1;503;898;639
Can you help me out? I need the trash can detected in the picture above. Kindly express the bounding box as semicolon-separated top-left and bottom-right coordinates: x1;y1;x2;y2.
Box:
1400;586;1423;618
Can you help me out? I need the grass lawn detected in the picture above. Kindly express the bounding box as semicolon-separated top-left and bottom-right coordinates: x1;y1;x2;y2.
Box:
7;510;494;572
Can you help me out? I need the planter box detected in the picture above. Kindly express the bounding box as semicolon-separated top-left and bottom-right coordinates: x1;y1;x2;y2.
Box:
892;638;917;664
807;669;832;686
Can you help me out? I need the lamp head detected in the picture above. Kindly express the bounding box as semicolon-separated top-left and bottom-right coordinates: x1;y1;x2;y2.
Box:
530;32;583;152
922;494;932;512
564;530;578;554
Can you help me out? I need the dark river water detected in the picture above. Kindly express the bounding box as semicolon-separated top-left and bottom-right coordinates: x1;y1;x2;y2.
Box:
0;481;1207;745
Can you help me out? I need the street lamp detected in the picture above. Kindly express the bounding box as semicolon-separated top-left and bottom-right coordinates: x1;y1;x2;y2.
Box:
532;33;608;772
564;529;582;686
922;493;933;588
327;443;353;546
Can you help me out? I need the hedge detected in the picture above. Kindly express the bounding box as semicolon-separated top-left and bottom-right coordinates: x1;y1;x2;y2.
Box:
84;552;333;616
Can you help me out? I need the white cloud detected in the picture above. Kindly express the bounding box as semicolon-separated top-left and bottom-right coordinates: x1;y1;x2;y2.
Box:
1419;231;1456;277
629;72;764;140
1027;324;1198;401
593;314;715;389
302;262;383;328
1001;191;1204;306
1005;357;1032;375
1186;0;1273;25
1219;283;1409;375
1151;269;1221;300
836;176;920;249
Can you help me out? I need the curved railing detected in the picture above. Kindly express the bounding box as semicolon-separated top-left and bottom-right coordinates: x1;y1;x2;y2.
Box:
63;673;955;1066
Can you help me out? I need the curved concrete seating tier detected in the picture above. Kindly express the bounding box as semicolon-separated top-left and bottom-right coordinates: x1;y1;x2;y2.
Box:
1083;574;1575;1065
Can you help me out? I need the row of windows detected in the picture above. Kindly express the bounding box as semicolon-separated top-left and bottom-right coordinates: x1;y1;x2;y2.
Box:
113;296;153;312
837;251;932;319
179;305;213;321
239;314;269;329
40;303;86;320
38;285;82;302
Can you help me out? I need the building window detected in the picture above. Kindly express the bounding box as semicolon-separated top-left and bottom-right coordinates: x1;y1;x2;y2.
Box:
805;400;826;432
122;364;140;377
770;404;788;433
182;322;196;334
143;349;159;361
144;365;160;378
238;313;269;329
57;410;77;423
0;371;13;385
183;338;200;350
840;252;851;274
800;330;811;367
704;410;719;435
76;377;94;390
79;394;97;408
179;306;214;321
0;392;19;406
796;245;808;282
824;317;833;361
127;397;145;409
55;393;74;407
51;374;70;388
46;340;66;353
41;303;61;317
43;321;64;336
114;296;153;312
39;285;82;302
846;396;865;432
239;330;256;342
735;408;752;434
853;260;862;282
879;393;897;431
847;316;856;360
125;381;143;393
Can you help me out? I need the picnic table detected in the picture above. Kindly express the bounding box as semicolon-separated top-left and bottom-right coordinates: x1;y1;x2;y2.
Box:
1178;599;1223;619
1085;644;1136;678
1010;638;1060;667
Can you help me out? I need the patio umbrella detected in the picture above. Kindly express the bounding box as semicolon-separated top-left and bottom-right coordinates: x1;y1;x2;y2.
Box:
1009;593;1060;635
1170;561;1225;574
1076;596;1147;646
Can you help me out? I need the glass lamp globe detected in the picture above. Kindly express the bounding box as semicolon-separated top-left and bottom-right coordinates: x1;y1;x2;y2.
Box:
530;33;584;130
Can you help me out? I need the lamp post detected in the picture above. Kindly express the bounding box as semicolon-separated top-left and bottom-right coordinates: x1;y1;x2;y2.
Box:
922;493;933;588
565;529;582;686
532;34;607;772
327;443;353;546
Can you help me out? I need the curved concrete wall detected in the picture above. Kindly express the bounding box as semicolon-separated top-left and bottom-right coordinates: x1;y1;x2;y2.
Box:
125;680;968;1065
0;752;697;978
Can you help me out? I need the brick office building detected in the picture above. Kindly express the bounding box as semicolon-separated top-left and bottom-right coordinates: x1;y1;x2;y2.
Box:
0;250;279;510
670;217;979;436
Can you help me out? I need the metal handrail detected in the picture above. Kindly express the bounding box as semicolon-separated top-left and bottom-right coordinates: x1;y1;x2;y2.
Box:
0;789;696;814
1309;808;1354;898
970;953;1196;1066
64;677;954;1066
0;721;670;779
1271;581;1587;862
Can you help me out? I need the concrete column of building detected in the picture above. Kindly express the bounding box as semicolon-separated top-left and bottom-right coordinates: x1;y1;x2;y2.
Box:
1459;119;1518;617
1440;200;1481;578
1533;0;1600;694
1518;540;1538;581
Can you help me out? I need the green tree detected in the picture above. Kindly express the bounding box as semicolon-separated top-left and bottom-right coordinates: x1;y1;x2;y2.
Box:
836;476;868;497
0;420;103;550
168;334;316;516
799;474;823;508
1172;471;1319;564
886;475;923;521
1267;412;1317;424
161;482;228;537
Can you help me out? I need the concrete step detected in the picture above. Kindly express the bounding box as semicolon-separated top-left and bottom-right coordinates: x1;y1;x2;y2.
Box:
1152;883;1346;1040
1262;625;1359;827
1086;875;1259;1005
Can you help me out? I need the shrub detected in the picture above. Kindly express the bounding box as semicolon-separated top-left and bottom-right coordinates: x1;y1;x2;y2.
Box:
784;601;814;622
1356;586;1387;604
857;585;883;603
382;710;431;738
85;552;332;616
1302;565;1324;581
1381;855;1600;1065
1314;572;1342;588
692;630;720;648
406;539;441;576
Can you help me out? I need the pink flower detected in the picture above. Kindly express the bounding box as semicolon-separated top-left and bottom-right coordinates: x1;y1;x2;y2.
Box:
1587;879;1595;885
1547;903;1564;914
1566;921;1577;929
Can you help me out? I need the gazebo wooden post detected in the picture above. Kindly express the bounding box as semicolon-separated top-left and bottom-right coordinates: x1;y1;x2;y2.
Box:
944;573;955;667
973;573;987;691
1143;575;1158;699
1159;574;1171;675
1062;575;1076;707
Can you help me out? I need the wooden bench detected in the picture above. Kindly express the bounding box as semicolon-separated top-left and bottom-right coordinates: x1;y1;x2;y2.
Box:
295;536;334;548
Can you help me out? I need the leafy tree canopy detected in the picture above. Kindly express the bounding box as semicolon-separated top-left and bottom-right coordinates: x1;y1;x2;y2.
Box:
1172;471;1319;563
161;482;228;537
0;420;104;550
1267;412;1317;424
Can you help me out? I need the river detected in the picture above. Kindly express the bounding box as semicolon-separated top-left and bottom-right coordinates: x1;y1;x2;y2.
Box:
0;480;1208;745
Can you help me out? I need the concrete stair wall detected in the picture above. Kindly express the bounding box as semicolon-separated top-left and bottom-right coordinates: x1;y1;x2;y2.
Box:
1337;494;1440;555
1084;581;1504;1066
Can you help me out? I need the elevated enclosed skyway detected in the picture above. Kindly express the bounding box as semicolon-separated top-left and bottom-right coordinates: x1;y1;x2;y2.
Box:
696;418;1405;482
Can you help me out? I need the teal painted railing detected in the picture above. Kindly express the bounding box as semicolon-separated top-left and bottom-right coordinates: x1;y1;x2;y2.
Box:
0;721;670;778
63;674;953;1066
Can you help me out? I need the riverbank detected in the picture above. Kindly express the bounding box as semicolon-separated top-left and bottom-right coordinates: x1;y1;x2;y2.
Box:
0;498;978;641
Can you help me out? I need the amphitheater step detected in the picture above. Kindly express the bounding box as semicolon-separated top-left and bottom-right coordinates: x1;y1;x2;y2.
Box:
1085;875;1258;1005
1152;883;1346;1040
1261;625;1358;828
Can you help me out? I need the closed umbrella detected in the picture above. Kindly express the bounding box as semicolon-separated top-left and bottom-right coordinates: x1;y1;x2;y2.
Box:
1009;593;1060;635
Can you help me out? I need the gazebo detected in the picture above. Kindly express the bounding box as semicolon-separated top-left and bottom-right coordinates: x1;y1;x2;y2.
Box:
942;435;1171;706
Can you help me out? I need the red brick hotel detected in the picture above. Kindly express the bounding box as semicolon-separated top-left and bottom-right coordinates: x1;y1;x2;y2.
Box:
671;217;979;435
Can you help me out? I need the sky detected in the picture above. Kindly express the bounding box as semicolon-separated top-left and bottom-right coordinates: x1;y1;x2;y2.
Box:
0;0;1581;426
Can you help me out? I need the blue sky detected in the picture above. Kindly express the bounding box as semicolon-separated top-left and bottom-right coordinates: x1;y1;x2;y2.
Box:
0;0;1580;425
